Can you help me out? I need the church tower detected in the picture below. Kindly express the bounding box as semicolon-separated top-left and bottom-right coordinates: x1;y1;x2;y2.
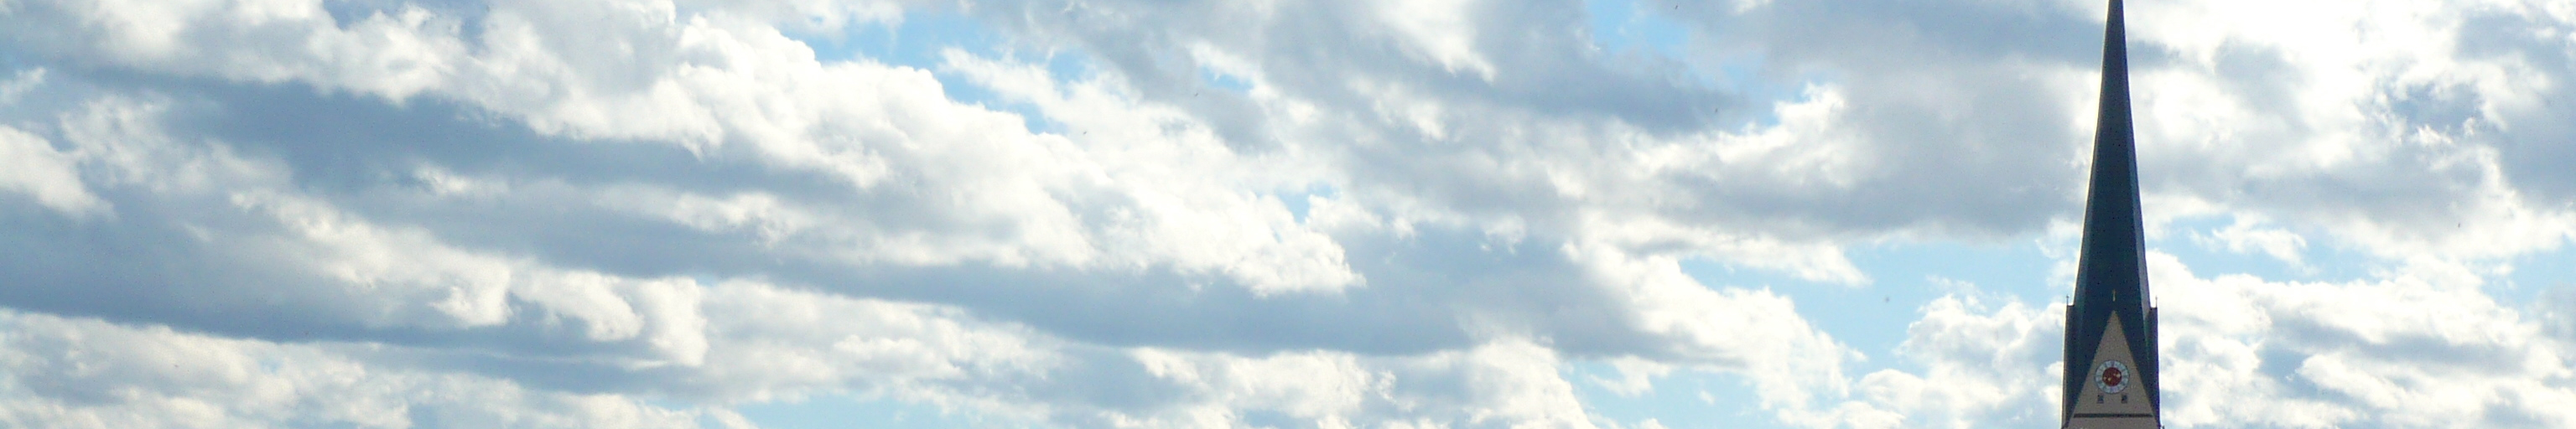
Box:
2061;0;2162;428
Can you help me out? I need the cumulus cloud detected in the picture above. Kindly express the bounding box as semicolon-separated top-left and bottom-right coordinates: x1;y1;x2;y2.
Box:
2190;215;2309;266
1781;251;2576;429
0;124;106;218
2149;252;2576;428
0;309;730;429
2121;0;2576;261
0;0;1836;426
0;0;2571;426
1848;290;2062;429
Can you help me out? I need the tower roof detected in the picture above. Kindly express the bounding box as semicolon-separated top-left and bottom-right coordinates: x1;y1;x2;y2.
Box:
2061;0;2161;425
2076;0;2147;317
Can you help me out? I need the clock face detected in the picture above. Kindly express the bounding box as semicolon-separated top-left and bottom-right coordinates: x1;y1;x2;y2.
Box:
2096;360;2129;394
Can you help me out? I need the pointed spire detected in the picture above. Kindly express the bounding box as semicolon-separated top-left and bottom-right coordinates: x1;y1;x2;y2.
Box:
2076;0;2145;318
2062;0;2162;426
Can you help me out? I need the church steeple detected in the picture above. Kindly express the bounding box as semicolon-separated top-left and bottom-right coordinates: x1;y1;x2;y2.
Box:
2061;0;2163;427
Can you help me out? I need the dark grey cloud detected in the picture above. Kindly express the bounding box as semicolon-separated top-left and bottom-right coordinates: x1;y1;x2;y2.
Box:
949;0;2114;248
2454;10;2576;205
0;7;1843;421
0;77;1745;359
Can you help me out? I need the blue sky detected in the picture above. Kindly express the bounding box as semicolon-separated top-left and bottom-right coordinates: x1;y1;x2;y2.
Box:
1;0;2573;427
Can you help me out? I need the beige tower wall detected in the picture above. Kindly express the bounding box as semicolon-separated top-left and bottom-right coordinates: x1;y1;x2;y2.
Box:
2064;316;2158;429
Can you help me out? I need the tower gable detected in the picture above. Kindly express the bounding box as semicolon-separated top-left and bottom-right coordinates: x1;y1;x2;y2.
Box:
2065;317;2157;428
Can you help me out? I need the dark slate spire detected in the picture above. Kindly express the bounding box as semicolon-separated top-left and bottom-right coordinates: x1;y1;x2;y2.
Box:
2061;0;2162;426
2077;0;2148;318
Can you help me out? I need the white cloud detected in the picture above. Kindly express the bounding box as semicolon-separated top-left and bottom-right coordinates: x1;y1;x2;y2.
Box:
0;85;1712;428
1563;241;1857;406
2190;214;2309;266
1375;0;1496;80
676;279;1060;405
2152;252;2576;428
674;0;903;33
21;96;710;367
0;124;106;217
1;0;2572;426
1589;356;1674;397
0;68;43;103
1790;251;2576;429
8;0;1369;296
0;309;723;429
2121;0;2576;260
1850;292;2061;429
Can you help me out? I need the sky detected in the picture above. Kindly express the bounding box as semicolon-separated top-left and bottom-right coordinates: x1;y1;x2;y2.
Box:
0;0;2573;427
